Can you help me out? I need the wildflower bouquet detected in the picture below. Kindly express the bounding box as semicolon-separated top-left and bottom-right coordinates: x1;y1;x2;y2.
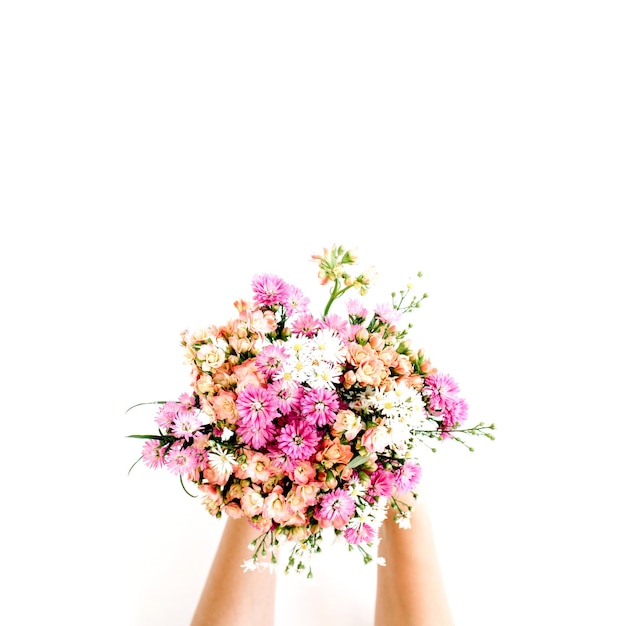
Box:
128;245;494;576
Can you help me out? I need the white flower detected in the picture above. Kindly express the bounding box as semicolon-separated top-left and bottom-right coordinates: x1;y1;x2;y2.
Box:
310;328;346;364
207;443;237;477
241;559;258;572
308;361;342;389
220;427;234;441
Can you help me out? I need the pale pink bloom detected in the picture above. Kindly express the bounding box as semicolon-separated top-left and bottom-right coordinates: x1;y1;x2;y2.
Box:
251;273;290;307
344;523;376;545
171;409;202;441
270;379;302;414
240;487;264;517
317;488;356;529
290;312;321;337
247;309;278;336
198;484;223;516
361;425;392;454
263;490;291;524
178;393;196;411
255;344;289;380
320;314;349;338
283;285;310;316
277;421;320;460
394;461;422;495
155;401;179;430
301;387;339;427
289;459;317;485
244;450;274;483
295;483;321;506
331;409;363;441
165;443;199;475
346;298;368;320
141;439;166;469
373;302;402;325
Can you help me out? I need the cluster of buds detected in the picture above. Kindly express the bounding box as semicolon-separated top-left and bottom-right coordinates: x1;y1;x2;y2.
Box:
312;244;377;317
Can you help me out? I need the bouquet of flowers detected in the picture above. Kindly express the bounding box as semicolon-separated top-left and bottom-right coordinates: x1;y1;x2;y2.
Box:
128;244;494;576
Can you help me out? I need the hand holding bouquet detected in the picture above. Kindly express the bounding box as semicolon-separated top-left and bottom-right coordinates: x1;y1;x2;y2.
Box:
128;244;494;576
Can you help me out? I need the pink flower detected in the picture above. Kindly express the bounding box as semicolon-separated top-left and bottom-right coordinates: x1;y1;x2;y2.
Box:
141;439;166;469
270;379;302;414
237;419;277;450
171;409;202;441
394;461;422;495
255;344;289;380
344;523;376;545
320;313;349;338
236;385;279;426
155;401;179;430
301;387;339;427
251;274;290;307
346;298;368;320
423;373;469;433
164;443;199;475
369;468;395;497
373;302;402;325
289;313;321;337
317;488;356;529
277;421;320;460
284;285;310;316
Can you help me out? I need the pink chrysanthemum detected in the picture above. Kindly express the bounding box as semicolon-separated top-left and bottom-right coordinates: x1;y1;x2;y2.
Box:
423;373;468;433
300;387;339;427
155;401;179;430
236;385;279;426
178;393;196;411
142;439;167;469
172;409;203;441
164;443;199;475
346;298;368;320
290;312;321;337
270;379;303;414
255;344;289;380
394;461;422;494
320;313;350;338
369;468;395;497
251;274;290;307
276;420;321;460
283;285;310;316
317;488;356;528
237;419;277;449
344;523;377;545
373;302;402;325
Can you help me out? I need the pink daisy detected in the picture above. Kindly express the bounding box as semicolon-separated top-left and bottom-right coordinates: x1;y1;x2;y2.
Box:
255;344;289;380
235;385;279;426
373;302;402;325
141;439;166;469
344;523;377;545
346;298;368;320
289;312;321;337
236;419;277;450
171;409;203;441
369;468;395;498
320;313;350;338
276;421;321;460
394;461;422;494
270;379;303;414
177;392;197;411
251;274;290;307
164;443;199;475
300;387;339;427
155;401;179;430
283;285;310;316
317;488;356;528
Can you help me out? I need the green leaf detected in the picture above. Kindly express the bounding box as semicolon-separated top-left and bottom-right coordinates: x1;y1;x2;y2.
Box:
125;401;167;415
346;454;370;470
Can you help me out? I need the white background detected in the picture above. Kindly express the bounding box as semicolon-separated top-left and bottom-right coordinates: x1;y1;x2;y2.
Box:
1;2;625;625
